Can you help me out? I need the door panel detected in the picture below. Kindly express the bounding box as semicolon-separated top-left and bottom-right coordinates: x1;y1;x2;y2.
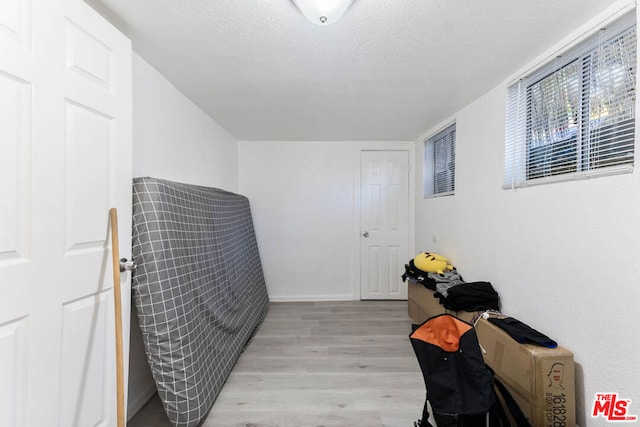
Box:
59;291;112;427
64;18;114;91
0;317;28;426
63;100;113;252
0;1;132;425
0;71;29;263
0;0;30;50
388;246;400;293
360;151;409;300
368;246;380;294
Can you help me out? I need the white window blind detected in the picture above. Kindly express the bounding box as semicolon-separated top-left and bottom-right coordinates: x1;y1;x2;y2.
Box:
505;13;636;188
424;123;456;197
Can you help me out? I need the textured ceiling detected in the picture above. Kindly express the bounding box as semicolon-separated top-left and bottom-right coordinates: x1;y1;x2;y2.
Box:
87;0;618;141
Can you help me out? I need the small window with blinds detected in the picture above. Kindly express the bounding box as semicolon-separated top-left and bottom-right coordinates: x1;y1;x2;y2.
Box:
504;12;636;188
424;123;456;198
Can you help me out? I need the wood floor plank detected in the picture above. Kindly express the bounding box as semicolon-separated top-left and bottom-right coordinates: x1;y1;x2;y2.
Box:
310;324;410;336
222;372;424;391
128;300;425;427
232;355;419;374
201;410;385;427
248;334;411;347
301;311;410;321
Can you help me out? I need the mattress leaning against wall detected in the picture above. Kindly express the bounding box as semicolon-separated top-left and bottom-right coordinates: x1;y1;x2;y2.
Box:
131;177;270;427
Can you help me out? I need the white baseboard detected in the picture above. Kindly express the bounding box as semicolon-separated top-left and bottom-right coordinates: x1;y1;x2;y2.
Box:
268;294;357;302
127;380;157;421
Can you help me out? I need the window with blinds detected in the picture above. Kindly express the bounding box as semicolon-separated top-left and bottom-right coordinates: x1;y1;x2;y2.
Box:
424;123;456;197
504;12;636;188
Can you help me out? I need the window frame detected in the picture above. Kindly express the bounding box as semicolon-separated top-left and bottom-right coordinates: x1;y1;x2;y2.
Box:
423;122;456;198
504;11;636;189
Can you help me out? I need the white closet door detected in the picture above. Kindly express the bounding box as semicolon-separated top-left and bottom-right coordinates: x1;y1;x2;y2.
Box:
0;0;132;425
360;150;410;300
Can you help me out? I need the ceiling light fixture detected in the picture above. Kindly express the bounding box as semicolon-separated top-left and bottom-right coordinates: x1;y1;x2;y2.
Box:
292;0;354;26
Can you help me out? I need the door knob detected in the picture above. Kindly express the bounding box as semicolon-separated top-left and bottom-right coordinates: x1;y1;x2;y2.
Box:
362;231;369;238
119;258;137;273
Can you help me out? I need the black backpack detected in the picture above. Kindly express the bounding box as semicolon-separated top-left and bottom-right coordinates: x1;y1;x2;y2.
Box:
410;314;530;427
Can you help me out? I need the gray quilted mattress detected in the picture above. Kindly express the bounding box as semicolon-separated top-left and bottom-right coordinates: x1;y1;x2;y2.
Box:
131;177;269;427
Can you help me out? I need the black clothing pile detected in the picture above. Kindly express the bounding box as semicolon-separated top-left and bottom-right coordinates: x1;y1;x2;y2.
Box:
402;260;436;289
403;260;501;312
440;281;501;312
402;260;463;291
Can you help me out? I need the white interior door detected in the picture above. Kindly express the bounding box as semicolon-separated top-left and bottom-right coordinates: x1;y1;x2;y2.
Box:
360;150;410;300
0;0;132;425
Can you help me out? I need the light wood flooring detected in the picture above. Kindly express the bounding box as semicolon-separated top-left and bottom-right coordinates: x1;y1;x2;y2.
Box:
128;300;425;427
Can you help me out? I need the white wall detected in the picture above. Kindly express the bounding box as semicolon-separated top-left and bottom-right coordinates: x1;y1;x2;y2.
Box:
414;5;640;425
132;53;239;191
128;53;240;418
239;141;414;301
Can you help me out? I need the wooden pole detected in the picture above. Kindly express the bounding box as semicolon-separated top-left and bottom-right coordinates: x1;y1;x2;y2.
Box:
109;208;125;427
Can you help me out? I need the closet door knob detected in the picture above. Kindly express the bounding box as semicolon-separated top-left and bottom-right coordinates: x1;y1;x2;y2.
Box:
119;258;137;273
362;231;369;238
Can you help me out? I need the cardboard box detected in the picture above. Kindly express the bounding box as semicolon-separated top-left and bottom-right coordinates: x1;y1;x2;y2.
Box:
407;281;474;323
475;317;576;427
407;282;575;426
